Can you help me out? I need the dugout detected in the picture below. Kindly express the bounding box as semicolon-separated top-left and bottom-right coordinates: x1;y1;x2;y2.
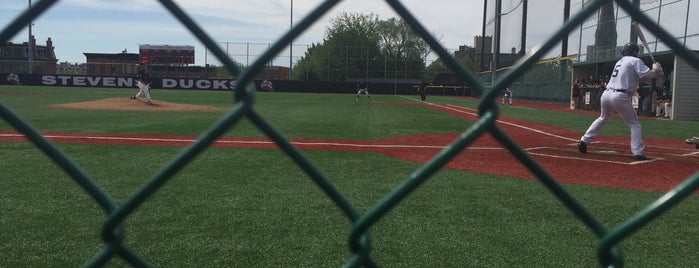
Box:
571;51;699;121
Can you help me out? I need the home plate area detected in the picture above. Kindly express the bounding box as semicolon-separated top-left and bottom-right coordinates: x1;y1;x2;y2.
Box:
526;142;699;165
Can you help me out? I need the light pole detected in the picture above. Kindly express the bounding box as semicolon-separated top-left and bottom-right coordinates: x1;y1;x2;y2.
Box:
492;0;501;83
289;0;293;80
28;0;33;74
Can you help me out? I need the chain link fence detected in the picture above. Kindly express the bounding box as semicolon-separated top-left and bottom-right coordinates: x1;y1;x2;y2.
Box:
206;42;429;81
1;0;699;267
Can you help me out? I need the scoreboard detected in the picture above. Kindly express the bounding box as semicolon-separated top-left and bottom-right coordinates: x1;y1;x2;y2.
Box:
139;44;194;65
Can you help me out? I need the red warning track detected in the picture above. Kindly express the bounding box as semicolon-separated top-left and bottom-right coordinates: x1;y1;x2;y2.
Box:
1;100;697;193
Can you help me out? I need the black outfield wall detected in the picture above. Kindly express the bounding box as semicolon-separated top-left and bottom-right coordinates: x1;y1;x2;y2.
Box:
1;73;472;96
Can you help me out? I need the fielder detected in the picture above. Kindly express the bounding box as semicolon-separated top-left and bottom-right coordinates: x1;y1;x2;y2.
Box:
501;87;513;105
578;43;663;160
131;63;153;105
356;80;371;100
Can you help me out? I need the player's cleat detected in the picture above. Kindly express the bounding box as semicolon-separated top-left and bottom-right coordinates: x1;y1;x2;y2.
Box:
577;141;587;153
685;137;699;144
633;155;649;160
147;101;153;105
130;96;136;99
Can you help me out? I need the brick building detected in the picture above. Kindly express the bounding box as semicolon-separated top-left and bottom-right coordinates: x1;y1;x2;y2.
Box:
84;49;216;78
454;35;522;73
0;36;57;74
83;51;141;76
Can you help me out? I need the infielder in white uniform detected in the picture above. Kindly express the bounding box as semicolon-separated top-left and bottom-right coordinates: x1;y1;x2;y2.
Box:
578;43;663;160
501;87;513;105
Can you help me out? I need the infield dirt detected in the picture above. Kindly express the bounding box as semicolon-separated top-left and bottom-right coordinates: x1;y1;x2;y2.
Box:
50;97;224;112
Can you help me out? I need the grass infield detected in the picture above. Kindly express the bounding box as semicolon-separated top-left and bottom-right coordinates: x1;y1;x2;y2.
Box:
1;86;698;267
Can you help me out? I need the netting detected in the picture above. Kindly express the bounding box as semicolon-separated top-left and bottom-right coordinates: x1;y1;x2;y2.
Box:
484;0;525;56
1;0;699;267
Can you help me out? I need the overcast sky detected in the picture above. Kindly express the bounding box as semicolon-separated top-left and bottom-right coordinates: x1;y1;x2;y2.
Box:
0;1;695;67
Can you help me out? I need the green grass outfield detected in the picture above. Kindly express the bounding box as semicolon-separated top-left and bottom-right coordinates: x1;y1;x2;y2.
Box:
1;86;698;267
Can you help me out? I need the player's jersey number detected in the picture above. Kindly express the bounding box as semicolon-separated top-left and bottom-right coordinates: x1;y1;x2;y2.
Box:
612;64;621;77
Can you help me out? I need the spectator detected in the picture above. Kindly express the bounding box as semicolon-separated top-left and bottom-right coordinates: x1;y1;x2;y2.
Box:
501;87;513;105
639;83;652;116
572;79;582;109
655;89;672;118
650;80;660;116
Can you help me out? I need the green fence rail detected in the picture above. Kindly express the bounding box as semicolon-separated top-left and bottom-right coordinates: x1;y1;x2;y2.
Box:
1;0;699;267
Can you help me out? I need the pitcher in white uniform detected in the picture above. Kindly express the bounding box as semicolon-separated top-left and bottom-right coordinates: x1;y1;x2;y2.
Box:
577;43;663;160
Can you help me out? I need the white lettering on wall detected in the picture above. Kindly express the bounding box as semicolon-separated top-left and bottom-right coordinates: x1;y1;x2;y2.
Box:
36;75;235;90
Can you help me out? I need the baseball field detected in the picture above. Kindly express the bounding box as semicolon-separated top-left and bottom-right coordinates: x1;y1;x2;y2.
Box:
1;85;698;267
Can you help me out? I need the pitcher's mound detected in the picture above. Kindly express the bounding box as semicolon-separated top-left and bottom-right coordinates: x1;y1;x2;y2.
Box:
51;97;225;112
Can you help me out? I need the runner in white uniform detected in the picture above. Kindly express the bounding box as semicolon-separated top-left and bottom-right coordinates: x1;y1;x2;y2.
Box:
578;43;663;160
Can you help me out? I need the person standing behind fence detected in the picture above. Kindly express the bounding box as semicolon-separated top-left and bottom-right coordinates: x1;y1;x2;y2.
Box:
655;88;672;118
501;87;513;105
572;79;582;109
356;80;371;100
130;63;153;105
577;43;663;160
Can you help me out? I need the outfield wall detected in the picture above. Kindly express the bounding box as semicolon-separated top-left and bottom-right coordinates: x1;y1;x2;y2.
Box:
0;73;471;97
1;73;238;91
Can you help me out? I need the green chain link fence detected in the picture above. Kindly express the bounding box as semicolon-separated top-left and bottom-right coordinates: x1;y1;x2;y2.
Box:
2;0;699;267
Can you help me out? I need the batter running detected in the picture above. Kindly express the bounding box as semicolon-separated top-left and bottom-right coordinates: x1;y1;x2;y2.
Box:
578;43;663;160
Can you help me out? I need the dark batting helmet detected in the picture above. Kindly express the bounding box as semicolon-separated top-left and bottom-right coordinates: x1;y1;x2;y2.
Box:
621;42;639;57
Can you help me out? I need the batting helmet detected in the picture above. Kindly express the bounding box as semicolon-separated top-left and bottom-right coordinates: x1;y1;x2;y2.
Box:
621;42;639;57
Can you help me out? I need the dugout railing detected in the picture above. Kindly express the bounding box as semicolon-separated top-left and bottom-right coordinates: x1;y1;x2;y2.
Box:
1;0;699;267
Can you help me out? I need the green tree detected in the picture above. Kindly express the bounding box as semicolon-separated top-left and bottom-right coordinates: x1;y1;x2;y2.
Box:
425;59;449;83
377;18;429;80
292;43;322;80
214;60;246;79
292;13;429;81
321;12;381;81
424;54;476;84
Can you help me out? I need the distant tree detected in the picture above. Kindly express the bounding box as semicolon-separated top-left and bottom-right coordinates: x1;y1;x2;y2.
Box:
424;54;477;84
292;13;430;81
320;12;381;81
425;59;449;83
292;43;322;80
215;60;246;79
377;18;429;80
